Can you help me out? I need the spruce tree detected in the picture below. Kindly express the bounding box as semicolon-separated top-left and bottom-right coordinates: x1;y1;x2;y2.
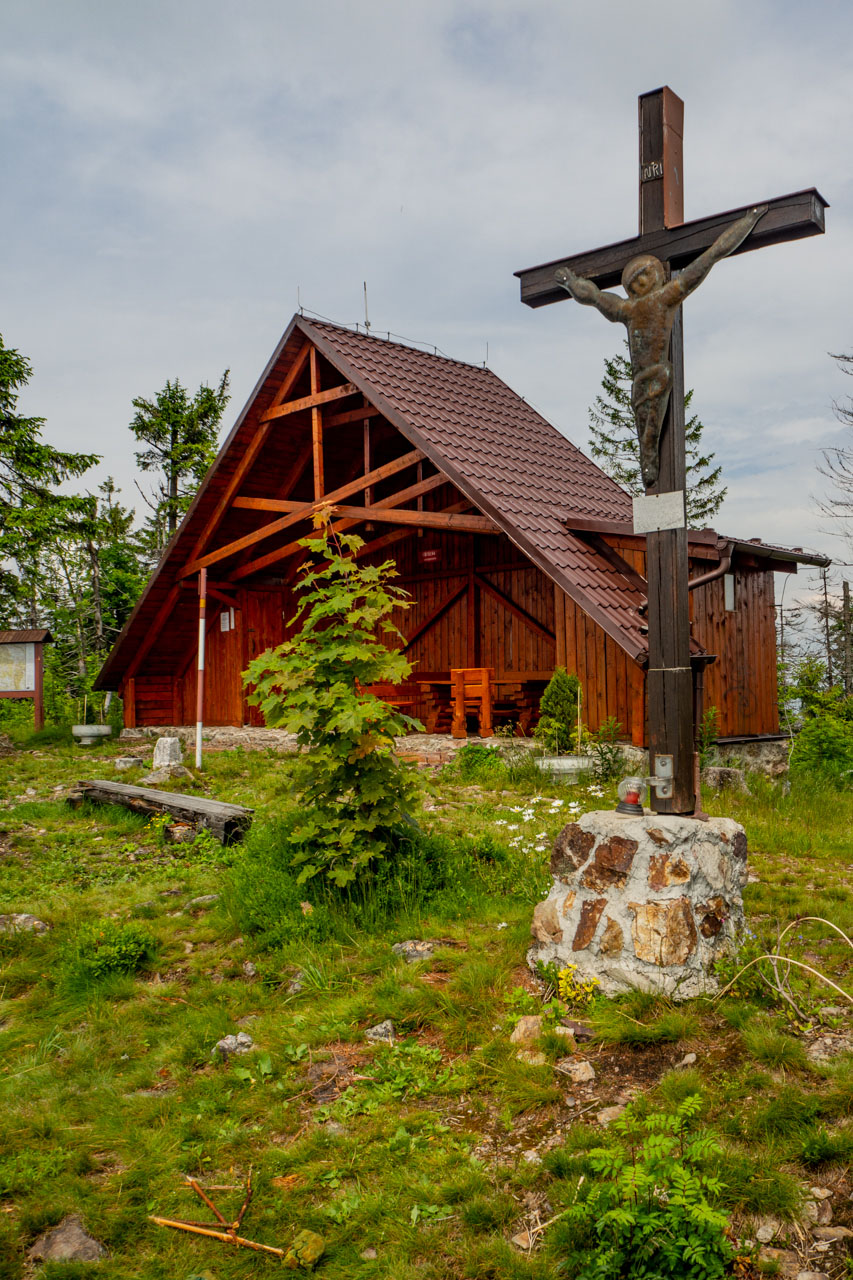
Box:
587;343;726;527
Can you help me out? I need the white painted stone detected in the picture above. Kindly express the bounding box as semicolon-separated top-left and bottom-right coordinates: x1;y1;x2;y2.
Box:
528;810;747;999
152;736;183;767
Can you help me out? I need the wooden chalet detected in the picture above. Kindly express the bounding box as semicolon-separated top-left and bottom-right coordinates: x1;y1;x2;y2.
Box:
95;316;826;745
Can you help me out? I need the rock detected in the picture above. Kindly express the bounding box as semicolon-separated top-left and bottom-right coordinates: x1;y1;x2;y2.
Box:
561;1018;594;1042
360;1246;378;1260
283;1228;325;1270
629;897;697;966
140;769;172;785
802;1198;831;1225
551;824;595;879
796;1273;829;1280
511;1230;533;1250
153;736;183;768
28;1215;107;1262
242;961;258;978
572;897;607;950
516;1049;547;1066
675;1052;698;1068
599;916;624;956
523;1149;542;1164
701;766;750;794
509;1015;543;1045
392;939;436;963
818;1006;847;1021
322;1121;346;1138
185;894;220;911
755;1216;781;1243
760;1246;798;1272
287;972;304;994
164;823;196;845
808;1034;853;1063
212;1032;254;1059
810;1186;832;1200
551;1025;575;1041
565;1059;596;1085
114;756;143;771
0;913;50;935
531;899;563;944
597;1105;625;1127
813;1226;853;1240
365;1020;395;1043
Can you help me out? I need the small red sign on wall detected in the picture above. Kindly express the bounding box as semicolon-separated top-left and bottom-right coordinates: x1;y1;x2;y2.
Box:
418;548;441;565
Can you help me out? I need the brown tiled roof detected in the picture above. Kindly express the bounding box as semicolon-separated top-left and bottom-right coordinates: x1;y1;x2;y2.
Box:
96;314;821;690
302;319;650;658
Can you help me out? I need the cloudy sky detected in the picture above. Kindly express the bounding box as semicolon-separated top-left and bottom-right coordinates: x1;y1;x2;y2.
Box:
4;0;853;602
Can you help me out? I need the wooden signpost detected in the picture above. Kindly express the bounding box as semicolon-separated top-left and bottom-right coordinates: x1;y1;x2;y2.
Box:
0;629;50;731
516;86;827;813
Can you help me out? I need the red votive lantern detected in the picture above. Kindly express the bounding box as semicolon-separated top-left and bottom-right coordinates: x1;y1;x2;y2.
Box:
615;776;647;816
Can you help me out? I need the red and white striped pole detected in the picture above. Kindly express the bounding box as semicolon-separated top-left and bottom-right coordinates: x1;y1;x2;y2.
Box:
195;567;207;769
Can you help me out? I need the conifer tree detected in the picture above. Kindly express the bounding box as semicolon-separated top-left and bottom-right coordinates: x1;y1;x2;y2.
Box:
587;343;726;527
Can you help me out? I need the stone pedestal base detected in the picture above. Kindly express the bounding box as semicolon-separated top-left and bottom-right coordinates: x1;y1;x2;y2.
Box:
529;810;748;1000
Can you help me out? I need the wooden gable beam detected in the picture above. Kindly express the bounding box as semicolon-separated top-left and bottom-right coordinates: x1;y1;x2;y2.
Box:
321;505;498;533
474;572;555;642
324;403;383;429
258;382;358;424
180;448;427;579
309;347;324;500
183;343;312;567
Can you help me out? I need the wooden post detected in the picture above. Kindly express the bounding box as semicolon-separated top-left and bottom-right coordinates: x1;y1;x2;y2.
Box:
639;88;695;814
195;568;207;769
310;348;324;501
33;642;44;731
843;580;852;696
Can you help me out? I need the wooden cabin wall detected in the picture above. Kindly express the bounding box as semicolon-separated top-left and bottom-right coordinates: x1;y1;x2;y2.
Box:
691;567;779;738
552;587;646;746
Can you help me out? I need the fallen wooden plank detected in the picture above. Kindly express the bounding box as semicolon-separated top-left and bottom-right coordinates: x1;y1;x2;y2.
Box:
71;780;254;845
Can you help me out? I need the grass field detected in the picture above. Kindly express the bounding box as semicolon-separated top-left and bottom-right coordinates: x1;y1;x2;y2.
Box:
1;730;852;1278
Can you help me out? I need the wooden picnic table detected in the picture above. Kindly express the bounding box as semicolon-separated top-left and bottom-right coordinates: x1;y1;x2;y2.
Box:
415;674;546;738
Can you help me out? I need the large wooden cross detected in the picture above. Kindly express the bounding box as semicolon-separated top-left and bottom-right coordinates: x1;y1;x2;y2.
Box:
516;86;827;813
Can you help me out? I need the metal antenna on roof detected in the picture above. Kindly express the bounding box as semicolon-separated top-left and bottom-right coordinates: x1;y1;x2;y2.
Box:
363;281;371;332
297;285;303;315
485;341;489;367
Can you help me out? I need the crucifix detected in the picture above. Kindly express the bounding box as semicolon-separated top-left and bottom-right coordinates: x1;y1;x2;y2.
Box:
516;86;827;814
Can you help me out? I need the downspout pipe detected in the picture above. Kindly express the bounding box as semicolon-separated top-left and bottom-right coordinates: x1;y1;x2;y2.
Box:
688;541;734;592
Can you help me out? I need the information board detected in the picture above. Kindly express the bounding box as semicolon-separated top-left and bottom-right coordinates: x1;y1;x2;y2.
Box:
0;642;35;692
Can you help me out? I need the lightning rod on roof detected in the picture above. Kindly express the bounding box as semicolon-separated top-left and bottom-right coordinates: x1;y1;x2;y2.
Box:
363;281;371;332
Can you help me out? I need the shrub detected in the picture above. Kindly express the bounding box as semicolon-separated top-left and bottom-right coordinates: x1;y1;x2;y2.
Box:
63;919;156;984
561;1096;734;1280
790;713;853;787
536;668;581;754
243;516;422;888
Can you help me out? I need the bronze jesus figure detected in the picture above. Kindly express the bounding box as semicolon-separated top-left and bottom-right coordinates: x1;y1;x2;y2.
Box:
555;205;767;488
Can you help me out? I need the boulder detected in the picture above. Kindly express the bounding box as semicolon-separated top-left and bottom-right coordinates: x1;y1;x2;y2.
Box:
365;1020;395;1043
701;766;751;794
509;1015;543;1045
0;913;50;935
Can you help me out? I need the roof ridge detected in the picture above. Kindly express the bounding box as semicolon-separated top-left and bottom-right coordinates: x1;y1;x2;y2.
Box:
300;314;494;375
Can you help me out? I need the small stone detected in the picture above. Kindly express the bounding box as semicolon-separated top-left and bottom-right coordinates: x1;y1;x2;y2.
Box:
565;1059;596;1085
243;961;258;978
561;1019;594;1042
818;1006;847;1021
803;1200;819;1223
300;901;314;916
523;1149;542;1164
510;1015;543;1046
391;939;436;963
516;1049;547;1066
755;1216;781;1243
0;913;50;935
140;769;171;786
796;1272;829;1280
114;756;143;771
810;1186;833;1200
360;1246;378;1260
183;941;194;955
28;1215;107;1262
287;972;304;994
323;1121;346;1138
212;1032;254;1059
531;899;562;944
676;1052;698;1068
185;894;220;912
365;1020;395;1043
552;1025;575;1040
813;1226;853;1240
511;1230;533;1250
283;1229;325;1270
597;1105;625;1127
152;736;183;768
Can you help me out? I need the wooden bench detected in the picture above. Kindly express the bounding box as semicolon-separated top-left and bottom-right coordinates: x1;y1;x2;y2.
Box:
70;780;253;845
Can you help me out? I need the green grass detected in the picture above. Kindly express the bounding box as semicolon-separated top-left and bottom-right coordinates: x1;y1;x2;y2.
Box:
1;738;853;1276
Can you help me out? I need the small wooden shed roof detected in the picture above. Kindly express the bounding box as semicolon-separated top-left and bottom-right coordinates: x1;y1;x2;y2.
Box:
0;630;52;644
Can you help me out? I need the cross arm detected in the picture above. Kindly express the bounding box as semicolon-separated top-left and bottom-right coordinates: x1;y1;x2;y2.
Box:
515;187;827;308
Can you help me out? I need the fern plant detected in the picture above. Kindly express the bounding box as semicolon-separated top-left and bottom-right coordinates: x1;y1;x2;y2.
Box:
563;1096;734;1279
243;514;422;888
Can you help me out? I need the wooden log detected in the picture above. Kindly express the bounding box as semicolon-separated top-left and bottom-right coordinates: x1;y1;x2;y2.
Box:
72;780;253;845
